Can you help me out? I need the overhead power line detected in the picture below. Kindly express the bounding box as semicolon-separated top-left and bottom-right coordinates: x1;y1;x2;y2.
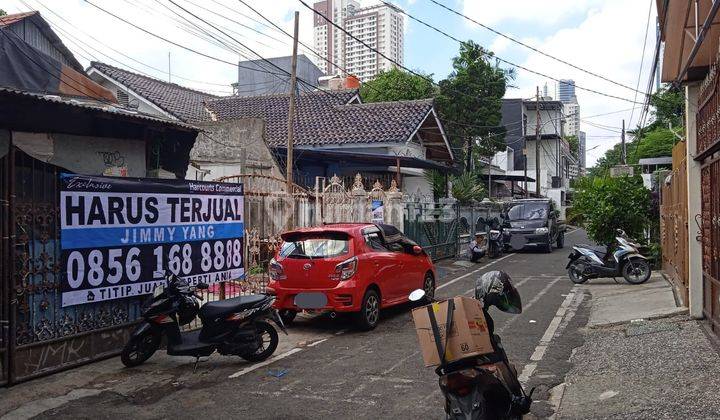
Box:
355;0;644;105
425;0;651;98
628;0;654;128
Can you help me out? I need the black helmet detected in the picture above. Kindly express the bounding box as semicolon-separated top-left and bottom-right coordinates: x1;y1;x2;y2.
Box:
475;270;522;314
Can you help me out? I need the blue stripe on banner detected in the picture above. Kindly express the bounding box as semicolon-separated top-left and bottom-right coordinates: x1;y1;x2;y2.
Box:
61;223;244;249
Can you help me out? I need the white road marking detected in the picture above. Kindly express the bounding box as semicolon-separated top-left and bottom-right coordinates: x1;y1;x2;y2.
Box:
228;347;303;378
497;276;563;334
462;275;533;296
307;338;328;347
438;253;515;291
518;288;578;384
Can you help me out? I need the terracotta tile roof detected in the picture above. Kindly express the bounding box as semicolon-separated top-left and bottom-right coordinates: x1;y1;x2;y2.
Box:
205;92;434;147
0;11;37;27
90;61;219;123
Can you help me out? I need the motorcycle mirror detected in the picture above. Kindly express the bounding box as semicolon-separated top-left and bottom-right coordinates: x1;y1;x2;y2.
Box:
196;282;209;290
412;245;423;255
409;289;426;302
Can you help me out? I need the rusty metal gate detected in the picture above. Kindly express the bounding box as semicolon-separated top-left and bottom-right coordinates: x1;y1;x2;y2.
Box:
697;64;720;336
1;150;10;386
4;149;143;384
660;142;689;304
700;157;720;335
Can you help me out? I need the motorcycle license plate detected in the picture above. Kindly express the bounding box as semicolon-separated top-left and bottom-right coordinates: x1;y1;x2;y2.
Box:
294;292;328;309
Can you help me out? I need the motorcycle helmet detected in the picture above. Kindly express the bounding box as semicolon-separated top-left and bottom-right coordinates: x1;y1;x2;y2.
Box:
178;294;200;326
474;270;522;314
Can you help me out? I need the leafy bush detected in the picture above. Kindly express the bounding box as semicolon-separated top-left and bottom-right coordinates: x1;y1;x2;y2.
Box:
572;176;651;245
424;169;447;201
450;172;485;204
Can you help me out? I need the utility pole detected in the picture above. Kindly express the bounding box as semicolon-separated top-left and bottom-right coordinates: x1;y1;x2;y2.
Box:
535;86;541;197
286;11;299;192
621;119;626;164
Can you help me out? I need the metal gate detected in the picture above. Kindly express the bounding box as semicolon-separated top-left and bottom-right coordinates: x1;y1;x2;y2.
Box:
403;200;459;261
4;149;142;384
660;142;689;304
701;157;720;335
1;150;10;386
697;61;720;336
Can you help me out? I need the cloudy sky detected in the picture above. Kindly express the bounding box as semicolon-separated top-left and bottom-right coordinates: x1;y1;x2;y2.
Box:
3;0;657;166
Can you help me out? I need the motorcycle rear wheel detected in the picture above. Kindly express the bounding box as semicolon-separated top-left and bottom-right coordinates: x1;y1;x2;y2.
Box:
242;321;279;363
121;330;161;368
622;259;651;284
567;265;588;284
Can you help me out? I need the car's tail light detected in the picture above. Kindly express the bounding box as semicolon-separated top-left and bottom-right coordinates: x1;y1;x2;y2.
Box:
439;369;481;397
269;258;286;280
331;256;357;281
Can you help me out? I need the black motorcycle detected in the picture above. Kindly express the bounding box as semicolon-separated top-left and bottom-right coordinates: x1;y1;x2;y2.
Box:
410;271;533;419
120;273;287;368
479;217;505;259
566;229;651;285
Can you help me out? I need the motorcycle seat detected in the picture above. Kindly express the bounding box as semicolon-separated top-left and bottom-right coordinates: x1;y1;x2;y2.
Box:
577;244;607;258
200;295;268;320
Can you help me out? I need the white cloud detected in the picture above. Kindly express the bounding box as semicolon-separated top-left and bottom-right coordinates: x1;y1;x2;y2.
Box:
8;0;317;94
462;0;604;26
489;36;511;54
474;0;658;166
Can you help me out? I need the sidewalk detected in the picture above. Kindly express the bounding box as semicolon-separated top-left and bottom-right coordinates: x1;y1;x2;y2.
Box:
556;274;720;419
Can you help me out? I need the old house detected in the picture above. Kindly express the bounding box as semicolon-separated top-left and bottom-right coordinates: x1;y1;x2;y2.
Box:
88;62;455;194
0;17;199;385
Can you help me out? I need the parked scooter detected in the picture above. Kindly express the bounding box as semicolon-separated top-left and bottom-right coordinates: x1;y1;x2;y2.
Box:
120;272;287;368
566;229;651;285
479;217;505;259
410;271;533;419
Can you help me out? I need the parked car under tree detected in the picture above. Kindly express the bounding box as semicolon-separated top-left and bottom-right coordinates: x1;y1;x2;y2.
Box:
267;224;437;330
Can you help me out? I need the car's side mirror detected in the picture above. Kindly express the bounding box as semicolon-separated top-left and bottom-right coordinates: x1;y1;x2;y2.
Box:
412;245;423;255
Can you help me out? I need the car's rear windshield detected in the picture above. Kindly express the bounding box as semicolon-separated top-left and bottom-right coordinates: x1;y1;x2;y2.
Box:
507;203;549;221
280;232;350;259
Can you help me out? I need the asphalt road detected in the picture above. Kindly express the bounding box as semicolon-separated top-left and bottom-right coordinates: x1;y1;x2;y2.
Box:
34;230;592;420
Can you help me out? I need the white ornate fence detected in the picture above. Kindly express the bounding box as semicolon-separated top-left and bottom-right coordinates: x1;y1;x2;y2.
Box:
314;174;405;230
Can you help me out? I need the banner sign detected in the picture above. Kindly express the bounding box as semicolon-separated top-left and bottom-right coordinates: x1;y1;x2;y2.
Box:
59;174;245;307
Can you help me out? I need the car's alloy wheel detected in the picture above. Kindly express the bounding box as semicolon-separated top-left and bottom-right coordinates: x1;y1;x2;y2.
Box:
422;273;435;303
356;289;380;331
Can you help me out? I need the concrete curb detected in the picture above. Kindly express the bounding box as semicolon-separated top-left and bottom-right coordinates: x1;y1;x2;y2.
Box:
586;307;689;329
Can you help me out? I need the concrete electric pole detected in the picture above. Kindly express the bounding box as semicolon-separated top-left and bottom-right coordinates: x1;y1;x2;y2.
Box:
286;11;299;192
535;86;541;197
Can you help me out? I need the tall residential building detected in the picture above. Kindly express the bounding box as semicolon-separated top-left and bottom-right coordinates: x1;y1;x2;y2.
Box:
563;97;580;137
313;0;404;81
557;79;575;102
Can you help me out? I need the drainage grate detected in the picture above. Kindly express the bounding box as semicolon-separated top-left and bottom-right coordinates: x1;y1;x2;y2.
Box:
625;321;680;337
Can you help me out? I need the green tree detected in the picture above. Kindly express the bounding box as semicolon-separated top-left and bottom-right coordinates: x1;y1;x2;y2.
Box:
360;68;436;102
0;9;6;16
566;135;579;158
569;176;651;245
436;41;514;172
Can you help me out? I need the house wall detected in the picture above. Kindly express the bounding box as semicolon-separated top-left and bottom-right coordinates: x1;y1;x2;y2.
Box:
91;73;175;119
5;19;78;71
11;131;146;177
234;55;324;96
501;99;526;170
189;119;282;181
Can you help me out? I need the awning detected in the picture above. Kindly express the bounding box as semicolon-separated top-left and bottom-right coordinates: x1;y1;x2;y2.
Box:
272;147;456;172
477;174;535;182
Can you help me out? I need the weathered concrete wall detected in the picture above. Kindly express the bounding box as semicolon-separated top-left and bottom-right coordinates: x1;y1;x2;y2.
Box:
190;118;282;180
12;131;146;177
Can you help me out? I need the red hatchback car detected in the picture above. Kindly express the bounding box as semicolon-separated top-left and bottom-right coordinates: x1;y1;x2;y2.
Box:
267;223;436;330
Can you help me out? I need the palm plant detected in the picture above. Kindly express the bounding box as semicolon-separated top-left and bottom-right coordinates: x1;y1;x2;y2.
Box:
451;172;485;204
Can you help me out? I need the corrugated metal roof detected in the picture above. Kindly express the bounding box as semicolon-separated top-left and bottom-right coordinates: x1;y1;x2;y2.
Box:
0;86;198;130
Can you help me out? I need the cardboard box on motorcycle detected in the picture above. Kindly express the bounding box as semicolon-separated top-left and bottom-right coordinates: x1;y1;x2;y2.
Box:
412;296;494;367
